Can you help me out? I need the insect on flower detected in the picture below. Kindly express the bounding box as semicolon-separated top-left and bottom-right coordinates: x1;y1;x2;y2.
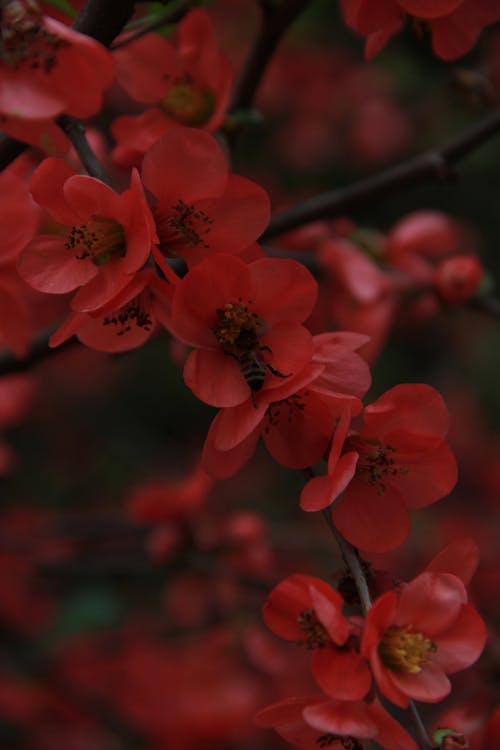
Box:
214;309;290;405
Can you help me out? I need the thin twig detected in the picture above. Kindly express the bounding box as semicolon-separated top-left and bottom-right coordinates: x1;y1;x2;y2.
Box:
111;0;193;50
0;332;76;378
263;108;500;239
57;115;113;185
321;509;372;614
230;0;310;113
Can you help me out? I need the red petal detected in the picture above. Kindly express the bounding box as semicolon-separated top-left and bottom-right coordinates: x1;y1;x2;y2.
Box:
426;538;479;585
191;174;270;255
18;236;97;293
433;604;486;673
142;128;228;204
260;324;313;393
300;453;358;512
262;390;335;469
30;157;78;225
312;649;371;700
262;574;343;642
389;662;451;703
388;441;457;509
114;33;179;103
63;175;124;225
170;254;250;347
363;383;450;441
303;699;377;738
202;414;259;478
331;480;410;553
396;572;467;635
248;258;318;325
184;348;250;407
214;400;267;451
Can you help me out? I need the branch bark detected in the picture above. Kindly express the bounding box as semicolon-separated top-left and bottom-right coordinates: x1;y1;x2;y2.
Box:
263;108;500;240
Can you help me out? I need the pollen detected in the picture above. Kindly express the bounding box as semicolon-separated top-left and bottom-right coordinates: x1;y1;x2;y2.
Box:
154;199;214;256
1;0;69;72
212;298;259;351
65;217;126;265
296;607;331;649
161;79;216;126
350;439;408;495
316;734;363;750
378;625;436;674
264;392;309;432
103;295;153;337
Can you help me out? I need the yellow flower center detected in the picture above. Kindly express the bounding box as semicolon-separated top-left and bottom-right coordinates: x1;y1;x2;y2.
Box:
212;299;260;354
161;81;215;126
378;625;436;674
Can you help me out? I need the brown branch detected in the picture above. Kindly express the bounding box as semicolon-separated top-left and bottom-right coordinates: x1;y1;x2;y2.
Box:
72;0;136;46
0;332;76;378
57;115;113;184
263;108;500;240
111;0;193;50
230;0;310;113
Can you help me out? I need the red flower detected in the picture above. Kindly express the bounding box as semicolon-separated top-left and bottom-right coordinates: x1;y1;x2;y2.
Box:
0;0;113;124
361;571;486;707
434;255;483;305
202;333;370;477
341;0;500;60
263;574;371;700
140;128;270;267
49;269;171;352
255;694;418;750
112;8;233;167
18;158;156;312
169;252;317;407
301;384;457;552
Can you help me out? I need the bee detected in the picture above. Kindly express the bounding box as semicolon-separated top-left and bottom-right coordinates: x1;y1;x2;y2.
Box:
229;328;290;404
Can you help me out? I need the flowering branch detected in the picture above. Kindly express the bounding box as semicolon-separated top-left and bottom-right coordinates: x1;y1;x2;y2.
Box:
320;509;434;750
263;108;500;239
0;0;137;172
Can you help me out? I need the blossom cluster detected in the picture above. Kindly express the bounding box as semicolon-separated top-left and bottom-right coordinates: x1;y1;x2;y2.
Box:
0;1;499;749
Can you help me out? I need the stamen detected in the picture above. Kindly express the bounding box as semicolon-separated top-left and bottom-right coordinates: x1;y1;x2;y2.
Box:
212;298;259;351
1;0;69;71
316;735;363;749
347;439;408;495
296;607;331;649
102;294;153;337
161;79;216;126
378;625;436;674
264;391;310;432
154;199;213;256
65;217;126;265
